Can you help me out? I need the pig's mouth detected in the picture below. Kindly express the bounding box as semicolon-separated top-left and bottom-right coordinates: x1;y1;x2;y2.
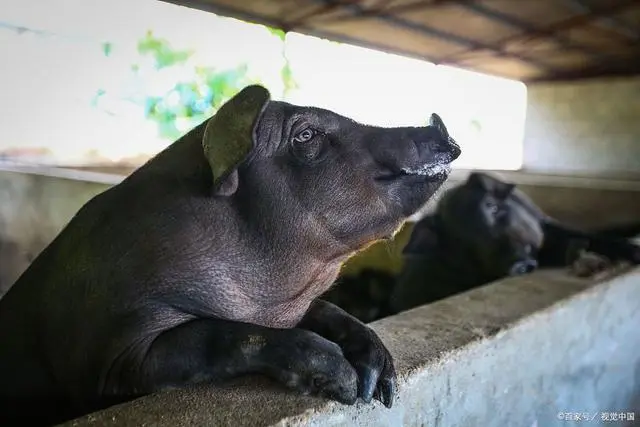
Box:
400;163;451;179
376;162;452;182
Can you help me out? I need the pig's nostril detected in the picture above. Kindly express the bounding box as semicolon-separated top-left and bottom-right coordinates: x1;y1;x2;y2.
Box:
433;140;461;162
448;141;461;159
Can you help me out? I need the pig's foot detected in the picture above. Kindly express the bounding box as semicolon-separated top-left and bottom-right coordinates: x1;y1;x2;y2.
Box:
104;318;358;406
299;299;397;408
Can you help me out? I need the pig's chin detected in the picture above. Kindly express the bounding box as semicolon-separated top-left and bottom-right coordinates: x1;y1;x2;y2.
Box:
386;162;452;217
375;160;453;216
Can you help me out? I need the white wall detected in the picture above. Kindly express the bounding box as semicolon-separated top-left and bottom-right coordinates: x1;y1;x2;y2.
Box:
523;76;640;177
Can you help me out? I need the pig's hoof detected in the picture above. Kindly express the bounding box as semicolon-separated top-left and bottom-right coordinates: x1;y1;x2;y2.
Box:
274;331;358;405
341;327;397;408
571;252;612;278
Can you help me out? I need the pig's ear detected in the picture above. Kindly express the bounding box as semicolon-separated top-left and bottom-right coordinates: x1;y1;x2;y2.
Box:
202;85;271;196
494;181;516;199
466;171;494;191
429;113;450;139
402;215;439;257
467;172;515;198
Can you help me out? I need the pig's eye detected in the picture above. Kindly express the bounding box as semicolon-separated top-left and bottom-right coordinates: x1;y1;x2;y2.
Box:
290;127;325;164
484;200;499;215
293;128;315;143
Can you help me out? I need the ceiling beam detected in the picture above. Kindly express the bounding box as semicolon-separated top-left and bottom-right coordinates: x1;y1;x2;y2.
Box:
306;0;557;71
454;2;605;59
283;1;359;31
564;0;640;41
439;0;638;64
512;0;637;44
309;0;624;61
309;0;469;23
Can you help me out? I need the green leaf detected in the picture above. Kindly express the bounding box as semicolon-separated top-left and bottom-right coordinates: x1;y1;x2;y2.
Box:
267;26;286;41
102;42;113;57
137;30;193;69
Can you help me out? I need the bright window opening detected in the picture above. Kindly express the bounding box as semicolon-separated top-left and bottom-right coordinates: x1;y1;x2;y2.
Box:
0;0;527;172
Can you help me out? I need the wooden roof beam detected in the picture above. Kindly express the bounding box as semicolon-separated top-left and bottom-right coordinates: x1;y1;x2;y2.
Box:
440;0;638;64
564;0;640;41
308;0;472;23
454;2;606;59
306;0;558;72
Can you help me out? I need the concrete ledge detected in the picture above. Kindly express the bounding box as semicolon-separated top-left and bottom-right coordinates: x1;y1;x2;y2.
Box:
447;169;640;192
63;265;640;427
0;162;124;186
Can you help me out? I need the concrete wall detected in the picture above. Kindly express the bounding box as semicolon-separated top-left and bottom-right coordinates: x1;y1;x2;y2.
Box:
0;167;113;296
63;265;640;427
523;76;640;177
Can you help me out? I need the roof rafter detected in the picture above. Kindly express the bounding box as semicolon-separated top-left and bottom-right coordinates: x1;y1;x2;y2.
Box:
564;0;640;41
453;2;606;59
438;0;639;64
306;0;559;71
307;0;469;23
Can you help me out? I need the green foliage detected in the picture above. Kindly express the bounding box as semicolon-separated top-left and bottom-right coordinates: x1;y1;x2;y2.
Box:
94;28;298;141
280;53;298;98
137;31;193;70
101;42;112;57
266;27;286;42
135;31;256;140
266;27;298;98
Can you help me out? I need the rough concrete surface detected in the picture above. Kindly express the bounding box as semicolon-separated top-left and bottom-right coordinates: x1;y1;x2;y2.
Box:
61;265;640;427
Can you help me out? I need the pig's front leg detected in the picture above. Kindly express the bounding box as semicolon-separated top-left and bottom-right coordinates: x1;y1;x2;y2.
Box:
298;299;397;408
539;220;640;267
106;318;358;405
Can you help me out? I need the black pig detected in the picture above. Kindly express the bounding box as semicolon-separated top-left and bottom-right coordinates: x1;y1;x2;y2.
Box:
0;85;461;425
322;268;397;324
391;172;640;312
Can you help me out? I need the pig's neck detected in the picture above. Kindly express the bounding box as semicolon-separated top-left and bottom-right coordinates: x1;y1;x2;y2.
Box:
229;202;356;328
252;257;347;329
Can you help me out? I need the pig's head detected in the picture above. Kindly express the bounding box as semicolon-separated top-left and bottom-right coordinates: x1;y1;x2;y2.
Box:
204;85;461;252
404;172;545;279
